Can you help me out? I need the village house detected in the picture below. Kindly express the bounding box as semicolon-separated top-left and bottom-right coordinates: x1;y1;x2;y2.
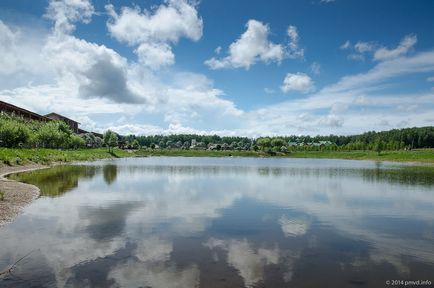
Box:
0;100;100;136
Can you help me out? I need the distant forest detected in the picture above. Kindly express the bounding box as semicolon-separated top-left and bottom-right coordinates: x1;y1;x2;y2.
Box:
126;126;434;151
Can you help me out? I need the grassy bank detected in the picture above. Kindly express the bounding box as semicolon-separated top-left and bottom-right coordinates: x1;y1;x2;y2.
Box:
0;148;134;165
137;149;434;163
288;149;434;163
1;148;433;165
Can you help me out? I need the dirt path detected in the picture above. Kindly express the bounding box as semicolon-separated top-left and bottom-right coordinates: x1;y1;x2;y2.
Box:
0;164;49;227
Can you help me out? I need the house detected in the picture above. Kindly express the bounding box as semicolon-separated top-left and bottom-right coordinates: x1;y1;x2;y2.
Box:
1;100;101;136
0;100;50;122
45;112;79;133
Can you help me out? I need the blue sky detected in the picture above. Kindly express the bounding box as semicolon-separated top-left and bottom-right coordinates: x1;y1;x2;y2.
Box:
0;0;434;136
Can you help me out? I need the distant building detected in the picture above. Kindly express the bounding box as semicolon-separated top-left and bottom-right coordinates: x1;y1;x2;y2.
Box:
45;112;79;133
319;141;333;146
0;100;100;136
0;100;49;122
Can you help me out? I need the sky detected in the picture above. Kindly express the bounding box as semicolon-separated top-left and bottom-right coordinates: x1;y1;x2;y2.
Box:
0;0;434;137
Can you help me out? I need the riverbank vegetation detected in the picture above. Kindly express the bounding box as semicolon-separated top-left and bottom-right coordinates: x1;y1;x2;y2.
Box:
1;111;434;165
0;148;133;165
1;147;433;165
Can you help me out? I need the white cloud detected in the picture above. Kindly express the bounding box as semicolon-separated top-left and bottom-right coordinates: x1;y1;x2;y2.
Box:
0;20;19;75
135;42;175;69
286;25;304;59
0;21;50;88
45;0;94;35
340;40;351;50
427;76;434;82
279;216;310;237
106;0;202;45
205;20;303;70
1;1;434;137
343;35;417;62
354;41;376;53
203;238;279;287
281;72;314;93
310;62;321;75
44;34;143;103
0;2;243;135
318;114;344;127
330;102;349;114
105;0;202;69
374;34;417;61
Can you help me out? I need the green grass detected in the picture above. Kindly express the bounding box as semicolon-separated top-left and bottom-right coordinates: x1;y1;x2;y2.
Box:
136;148;434;163
0;148;134;165
0;147;433;166
288;149;434;163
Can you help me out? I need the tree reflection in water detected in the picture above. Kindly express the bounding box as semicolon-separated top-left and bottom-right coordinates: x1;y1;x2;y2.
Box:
9;165;97;197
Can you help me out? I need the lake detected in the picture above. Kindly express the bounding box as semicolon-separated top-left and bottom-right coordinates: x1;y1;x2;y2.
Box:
1;157;434;288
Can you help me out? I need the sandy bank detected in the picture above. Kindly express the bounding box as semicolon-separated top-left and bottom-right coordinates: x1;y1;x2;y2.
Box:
0;164;49;227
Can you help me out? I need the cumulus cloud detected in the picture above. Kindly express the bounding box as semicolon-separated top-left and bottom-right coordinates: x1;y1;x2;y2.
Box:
205;20;303;70
205;20;283;69
1;1;434;137
105;0;202;69
44;33;143;103
45;0;94;35
281;72;314;93
135;42;175;69
0;0;244;135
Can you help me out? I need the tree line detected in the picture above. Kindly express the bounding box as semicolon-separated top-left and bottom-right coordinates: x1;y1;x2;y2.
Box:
123;126;434;152
1;111;434;151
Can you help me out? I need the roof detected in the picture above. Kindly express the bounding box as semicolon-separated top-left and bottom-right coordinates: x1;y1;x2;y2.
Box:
0;100;50;121
45;112;80;124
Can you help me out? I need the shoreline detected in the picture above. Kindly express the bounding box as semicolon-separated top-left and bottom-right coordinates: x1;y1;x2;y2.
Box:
0;164;50;227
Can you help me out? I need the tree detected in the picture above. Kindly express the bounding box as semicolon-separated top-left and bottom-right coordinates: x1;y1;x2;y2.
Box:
103;130;118;152
131;139;140;149
374;140;384;155
0;117;30;148
69;134;85;149
271;138;286;150
256;137;271;151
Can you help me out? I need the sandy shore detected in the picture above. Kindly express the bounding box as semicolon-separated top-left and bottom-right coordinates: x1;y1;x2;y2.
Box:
0;164;49;227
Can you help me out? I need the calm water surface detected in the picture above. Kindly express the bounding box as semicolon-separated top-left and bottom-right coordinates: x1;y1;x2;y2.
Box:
1;157;434;288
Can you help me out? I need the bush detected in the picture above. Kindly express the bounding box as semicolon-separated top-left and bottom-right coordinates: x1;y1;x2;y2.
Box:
0;116;31;147
0;112;85;149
